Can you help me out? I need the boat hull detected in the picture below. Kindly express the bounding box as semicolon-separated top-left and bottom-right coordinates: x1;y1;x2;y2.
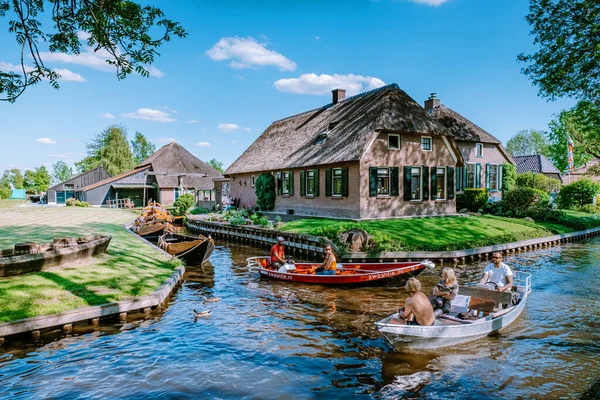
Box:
158;233;215;265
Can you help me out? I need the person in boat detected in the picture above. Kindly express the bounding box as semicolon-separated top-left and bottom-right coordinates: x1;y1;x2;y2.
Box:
430;267;459;315
479;252;514;292
391;277;435;326
270;236;294;269
314;245;337;275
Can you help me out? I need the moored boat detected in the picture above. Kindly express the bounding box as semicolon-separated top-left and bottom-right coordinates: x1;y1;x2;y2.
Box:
0;236;112;277
158;232;215;265
246;256;434;285
132;201;174;238
375;271;532;349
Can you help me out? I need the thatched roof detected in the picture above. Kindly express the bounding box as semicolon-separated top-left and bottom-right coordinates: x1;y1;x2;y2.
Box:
429;105;501;144
137;142;223;190
225;84;453;175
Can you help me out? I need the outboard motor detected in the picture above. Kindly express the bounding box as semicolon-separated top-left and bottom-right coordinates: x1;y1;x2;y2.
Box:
278;262;297;273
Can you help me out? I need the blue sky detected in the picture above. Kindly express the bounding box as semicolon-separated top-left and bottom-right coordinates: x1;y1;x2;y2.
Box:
0;0;575;174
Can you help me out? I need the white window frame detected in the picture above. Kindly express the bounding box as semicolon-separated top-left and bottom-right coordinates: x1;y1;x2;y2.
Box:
476;143;483;158
489;163;500;192
281;172;290;195
306;170;315;195
410;166;423;201
435;166;447;201
251;175;255;187
421;136;432;152
388;134;400;150
466;163;476;189
332;168;343;197
376;167;391;196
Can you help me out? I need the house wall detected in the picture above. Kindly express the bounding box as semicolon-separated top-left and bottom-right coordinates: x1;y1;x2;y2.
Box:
360;132;457;219
160;189;175;206
457;142;510;200
82;185;111;206
47;167;111;204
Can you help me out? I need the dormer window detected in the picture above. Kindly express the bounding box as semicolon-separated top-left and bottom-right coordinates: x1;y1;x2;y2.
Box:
313;132;329;145
388;134;400;150
421;136;432;151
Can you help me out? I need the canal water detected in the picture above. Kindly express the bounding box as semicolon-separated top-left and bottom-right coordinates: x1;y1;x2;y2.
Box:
1;238;599;399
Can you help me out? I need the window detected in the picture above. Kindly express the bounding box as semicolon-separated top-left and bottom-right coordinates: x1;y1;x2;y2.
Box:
333;168;343;196
489;164;499;191
64;183;74;190
377;168;390;195
306;170;315;195
281;172;290;194
388;134;400;150
421;136;432;151
175;188;180;200
436;167;446;200
476;143;483;158
411;167;422;200
251;175;255;187
466;163;476;188
313;132;328;145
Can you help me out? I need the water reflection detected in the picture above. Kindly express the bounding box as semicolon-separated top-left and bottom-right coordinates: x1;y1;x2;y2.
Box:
0;239;599;399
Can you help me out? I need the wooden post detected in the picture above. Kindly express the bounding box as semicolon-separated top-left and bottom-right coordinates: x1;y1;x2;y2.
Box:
0;337;5;346
144;307;152;317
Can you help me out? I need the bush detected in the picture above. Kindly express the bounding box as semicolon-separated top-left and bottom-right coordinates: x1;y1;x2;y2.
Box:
229;215;246;226
75;200;89;207
515;172;561;194
259;216;270;227
173;193;195;216
502;187;550;216
66;198;77;206
462;189;489;212
502;163;517;195
255;173;276;211
250;214;260;223
577;204;600;214
483;201;504;216
190;207;210;215
556;179;600;209
0;188;10;199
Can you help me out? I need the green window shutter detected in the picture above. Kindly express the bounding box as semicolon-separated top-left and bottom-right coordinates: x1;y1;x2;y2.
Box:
403;166;412;201
341;167;349;197
288;171;294;195
369;167;378;197
422;166;430;200
485;163;491;190
276;172;282;195
300;170;306;196
431;168;437;200
325;168;332;196
475;163;481;188
390;167;399;196
314;169;320;196
463;166;468;189
455;166;461;191
498;164;503;191
447;167;455;200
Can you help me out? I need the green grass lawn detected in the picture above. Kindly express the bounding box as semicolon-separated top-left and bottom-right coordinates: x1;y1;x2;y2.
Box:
0;199;26;208
0;207;180;323
280;215;571;252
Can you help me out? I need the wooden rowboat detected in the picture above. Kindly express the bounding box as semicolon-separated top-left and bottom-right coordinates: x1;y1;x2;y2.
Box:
375;271;532;349
247;256;434;285
158;232;215;265
0;236;111;277
132;201;174;238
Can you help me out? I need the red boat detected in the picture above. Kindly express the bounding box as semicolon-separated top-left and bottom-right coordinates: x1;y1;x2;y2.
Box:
247;256;434;285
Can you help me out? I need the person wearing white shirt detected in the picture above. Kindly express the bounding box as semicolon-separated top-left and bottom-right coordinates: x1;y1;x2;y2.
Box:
479;252;513;292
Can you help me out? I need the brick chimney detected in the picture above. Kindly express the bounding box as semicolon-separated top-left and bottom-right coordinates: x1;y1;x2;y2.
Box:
424;93;440;113
332;88;346;104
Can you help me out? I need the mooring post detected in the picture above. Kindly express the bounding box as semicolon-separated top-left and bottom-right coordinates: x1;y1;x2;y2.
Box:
144;307;152;317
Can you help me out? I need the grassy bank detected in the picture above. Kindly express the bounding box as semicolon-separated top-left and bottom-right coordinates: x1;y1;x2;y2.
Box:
0;207;179;323
0;200;26;208
279;214;599;252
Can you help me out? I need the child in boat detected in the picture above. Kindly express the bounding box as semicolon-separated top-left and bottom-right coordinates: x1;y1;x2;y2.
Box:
430;267;459;314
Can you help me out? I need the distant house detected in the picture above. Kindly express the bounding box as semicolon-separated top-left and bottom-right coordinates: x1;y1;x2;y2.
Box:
47;166;111;204
568;158;600;184
77;142;223;207
426;94;514;200
225;84;464;219
513;155;562;183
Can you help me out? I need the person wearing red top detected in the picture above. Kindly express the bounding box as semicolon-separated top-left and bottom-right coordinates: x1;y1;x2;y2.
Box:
270;236;290;269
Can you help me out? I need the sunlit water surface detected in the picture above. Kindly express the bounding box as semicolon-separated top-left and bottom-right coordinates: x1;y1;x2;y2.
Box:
1;238;599;399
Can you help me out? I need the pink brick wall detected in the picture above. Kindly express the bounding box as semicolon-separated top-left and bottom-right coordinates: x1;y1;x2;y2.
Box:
457;142;511;200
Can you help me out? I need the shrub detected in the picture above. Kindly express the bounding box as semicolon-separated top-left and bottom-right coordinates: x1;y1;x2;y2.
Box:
229;215;246;226
173;193;195;216
190;207;209;215
75;200;89;207
577;204;600;214
255;173;276;211
0;188;10;199
259;216;270;227
250;214;260;223
502;163;517;195
483;201;504;216
462;189;489;212
515;172;561;194
66;198;77;206
502;187;550;216
556;179;600;209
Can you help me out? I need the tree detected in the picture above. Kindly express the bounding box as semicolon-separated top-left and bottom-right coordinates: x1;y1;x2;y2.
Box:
9;168;24;189
0;170;10;189
52;161;73;185
547;102;599;172
515;172;562;194
505;129;550;157
518;0;600;102
75;125;134;176
207;159;224;173
24;170;36;192
131;131;155;164
24;166;51;193
0;0;186;102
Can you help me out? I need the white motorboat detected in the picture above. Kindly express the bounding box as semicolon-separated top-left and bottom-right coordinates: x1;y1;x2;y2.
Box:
375;271;532;349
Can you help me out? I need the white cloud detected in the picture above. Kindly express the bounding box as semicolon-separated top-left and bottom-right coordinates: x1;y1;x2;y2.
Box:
35;138;56;145
218;123;241;132
197;142;211;147
77;31;92;40
187;120;200;124
206;37;296;71
122;108;176;123
99;113;115;119
244;128;252;132
274;73;386;96
153;137;177;144
1;62;85;82
407;0;450;5
147;65;165;78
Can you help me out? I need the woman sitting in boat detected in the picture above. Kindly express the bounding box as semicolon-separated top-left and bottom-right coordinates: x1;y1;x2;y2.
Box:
391;278;435;326
314;245;337;275
430;267;459;315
